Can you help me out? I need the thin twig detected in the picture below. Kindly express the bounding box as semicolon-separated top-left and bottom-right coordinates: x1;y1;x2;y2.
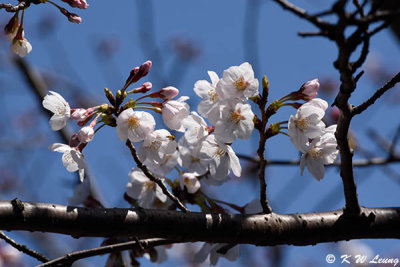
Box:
0;1;29;12
389;125;400;158
37;238;175;267
298;31;327;38
125;140;190;212
0;231;49;263
352;72;400;116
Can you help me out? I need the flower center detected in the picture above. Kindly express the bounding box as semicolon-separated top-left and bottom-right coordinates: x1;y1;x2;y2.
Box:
149;140;161;150
127;116;140;128
144;180;155;191
213;148;226;159
309;147;323;160
208;90;218;102
294;117;311;131
230;109;244;123
184;177;191;186
234;76;249;91
190;156;200;163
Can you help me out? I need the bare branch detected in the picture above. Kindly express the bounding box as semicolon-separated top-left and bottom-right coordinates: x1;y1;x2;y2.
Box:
0;201;399;246
0;1;29;12
38;238;175;267
352;72;400;116
0;231;49;263
125;140;190;212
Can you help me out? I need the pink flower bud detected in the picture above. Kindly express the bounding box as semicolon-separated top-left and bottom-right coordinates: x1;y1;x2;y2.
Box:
61;0;89;9
124;61;152;88
298;78;319;101
78;126;95;143
59;8;82;24
135;82;152;94
159;86;179;101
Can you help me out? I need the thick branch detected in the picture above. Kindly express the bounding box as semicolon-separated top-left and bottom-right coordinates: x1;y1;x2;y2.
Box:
0;201;399;246
0;1;29;12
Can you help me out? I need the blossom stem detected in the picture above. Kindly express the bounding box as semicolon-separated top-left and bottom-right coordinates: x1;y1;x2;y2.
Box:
125;140;190;212
132;106;161;113
94;123;105;133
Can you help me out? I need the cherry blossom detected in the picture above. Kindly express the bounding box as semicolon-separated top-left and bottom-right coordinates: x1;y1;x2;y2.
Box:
138;129;177;163
193;71;220;118
158;86;179;101
299;125;339;180
178;172;201;194
216;62;259;100
42;91;71;131
144;150;179;176
213;99;254;143
116;109;155;142
78;126;95;143
126;169;167;209
10;29;32;57
194;243;240;266
161;96;190;132
178;139;209;175
49;143;85;181
181;112;209;145
288;98;327;151
199;135;241;181
61;0;89;9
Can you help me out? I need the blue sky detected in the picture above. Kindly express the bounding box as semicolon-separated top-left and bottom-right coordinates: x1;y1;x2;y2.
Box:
1;0;400;266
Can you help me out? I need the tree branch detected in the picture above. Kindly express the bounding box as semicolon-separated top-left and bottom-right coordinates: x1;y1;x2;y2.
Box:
38;238;175;267
0;201;399;246
0;1;29;12
352;72;400;116
125;140;189;212
0;231;49;263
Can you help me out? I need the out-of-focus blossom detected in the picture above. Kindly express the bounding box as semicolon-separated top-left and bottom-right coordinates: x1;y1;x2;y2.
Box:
116;109;155;142
126;169;167;209
194;243;240;266
178;172;201;194
42;91;71;131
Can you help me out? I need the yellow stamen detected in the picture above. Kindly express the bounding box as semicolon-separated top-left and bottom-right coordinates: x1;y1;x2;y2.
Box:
234;76;249;91
230;109;244;123
127;116;140;128
208;90;218;102
294;117;311;131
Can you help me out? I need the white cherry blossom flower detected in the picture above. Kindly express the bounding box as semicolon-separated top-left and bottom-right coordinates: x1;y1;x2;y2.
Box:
116;109;155;142
216;62;259;100
42;91;71;131
288;98;328;151
182;112;209;145
10;37;32;57
126;169;167;209
49;143;85;181
214;99;254;143
162;96;190;132
194;243;240;266
178;140;209;175
199;135;241;180
178;172;201;194
194;71;221;118
300;125;339;180
144;150;179;176
139;129;177;163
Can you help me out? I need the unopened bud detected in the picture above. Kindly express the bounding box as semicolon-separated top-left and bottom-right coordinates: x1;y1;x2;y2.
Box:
4;12;19;41
124;60;152;89
135;82;152;94
69;133;80;147
61;0;89;9
115;90;127;107
262;75;269;98
298;78;319;101
266;123;281;138
78;126;95;143
159;86;179;100
104;88;115;106
59;8;82;24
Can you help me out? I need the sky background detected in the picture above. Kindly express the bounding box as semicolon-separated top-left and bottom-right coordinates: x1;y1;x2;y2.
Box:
1;0;400;266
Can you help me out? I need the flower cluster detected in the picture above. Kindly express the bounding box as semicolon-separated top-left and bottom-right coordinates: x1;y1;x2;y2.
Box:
3;0;88;57
288;98;339;180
